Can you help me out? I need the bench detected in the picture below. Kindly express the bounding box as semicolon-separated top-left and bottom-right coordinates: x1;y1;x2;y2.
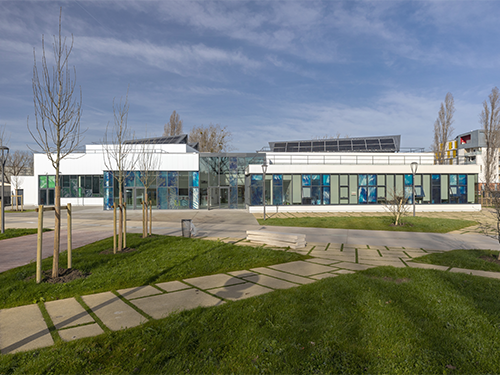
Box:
246;230;306;249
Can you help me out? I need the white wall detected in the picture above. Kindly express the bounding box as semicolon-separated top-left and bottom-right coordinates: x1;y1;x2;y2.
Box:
249;204;482;214
248;163;480;175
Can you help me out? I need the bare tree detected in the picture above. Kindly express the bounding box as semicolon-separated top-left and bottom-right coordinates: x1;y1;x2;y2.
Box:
0;126;8;184
384;191;410;226
27;8;83;278
103;89;136;252
6;150;33;181
189;123;233;152
163;110;183;136
432;92;455;165
137;131;160;237
480;87;500;188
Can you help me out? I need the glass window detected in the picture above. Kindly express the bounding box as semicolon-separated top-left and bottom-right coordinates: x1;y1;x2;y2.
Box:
273;174;283;185
322;174;330;186
358;174;367;186
48;175;56;189
368;187;377;203
404;174;413;186
302;174;311;186
368;175;376;186
292;175;302;204
358;187;367;204
39;176;47;189
450;175;457;186
168;172;178;187
311;175;321;186
459;174;467;185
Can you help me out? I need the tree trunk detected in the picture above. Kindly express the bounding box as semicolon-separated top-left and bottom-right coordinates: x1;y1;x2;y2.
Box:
118;190;123;251
52;185;61;278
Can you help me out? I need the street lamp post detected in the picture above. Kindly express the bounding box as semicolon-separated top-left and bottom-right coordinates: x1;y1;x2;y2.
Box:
411;162;418;217
1;146;10;234
262;161;268;221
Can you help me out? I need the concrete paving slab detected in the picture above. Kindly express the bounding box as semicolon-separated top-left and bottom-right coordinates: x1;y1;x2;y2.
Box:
362;259;407;268
243;274;299;289
313;254;356;262
0;304;53;354
333;269;356;274
184;274;246;290
307;258;339;265
117;286;162;300
58;323;104;342
45;298;95;329
310;273;339;280
155;280;191;292
406;262;449;271
449;268;500;279
228;270;258;278
379;251;408;258
405;251;428;258
82;292;147;331
131;289;224;319
334;262;377;271
357;250;381;257
270;261;336;276
250;267;316;285
209;282;273;301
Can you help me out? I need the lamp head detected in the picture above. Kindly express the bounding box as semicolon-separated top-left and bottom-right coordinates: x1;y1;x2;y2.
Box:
261;162;268;174
0;146;9;165
410;162;418;174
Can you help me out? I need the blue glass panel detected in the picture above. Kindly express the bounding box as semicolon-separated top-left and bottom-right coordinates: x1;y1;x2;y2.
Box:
368;174;377;186
359;175;367;186
135;171;144;187
158;187;168;209
312;175;321;186
168;172;178;187
459;186;466;195
322;187;330;204
311;187;321;205
459;174;466;185
368;187;377;203
302;175;311;186
405;186;413;203
405;174;413;186
229;173;237;187
158;172;167;187
229;157;238;170
273;174;283;186
251;174;263;185
432;174;440;180
189;171;199;187
104;188;113;210
192;188;199;209
168;187;178;209
323;174;330;186
273;186;283;205
450;175;457;186
230;187;238;208
358;187;367;204
251;186;263;205
104;171;113;188
124;171;134;187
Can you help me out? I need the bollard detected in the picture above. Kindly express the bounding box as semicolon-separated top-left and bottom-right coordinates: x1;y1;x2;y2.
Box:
36;205;43;284
113;203;117;254
67;203;72;269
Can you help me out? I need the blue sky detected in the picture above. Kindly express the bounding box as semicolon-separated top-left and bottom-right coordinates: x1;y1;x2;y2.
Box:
1;0;499;153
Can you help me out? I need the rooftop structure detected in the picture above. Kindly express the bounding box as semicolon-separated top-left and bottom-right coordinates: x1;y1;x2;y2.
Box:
268;135;402;153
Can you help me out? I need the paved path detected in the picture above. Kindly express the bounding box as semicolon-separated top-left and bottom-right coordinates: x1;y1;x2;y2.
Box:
2;239;500;355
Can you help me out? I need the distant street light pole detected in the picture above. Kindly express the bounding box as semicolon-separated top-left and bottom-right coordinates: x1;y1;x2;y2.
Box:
262;161;268;221
411;162;418;217
1;146;10;234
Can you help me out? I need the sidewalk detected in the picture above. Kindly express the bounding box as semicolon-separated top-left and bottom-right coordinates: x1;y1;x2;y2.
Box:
2;239;500;355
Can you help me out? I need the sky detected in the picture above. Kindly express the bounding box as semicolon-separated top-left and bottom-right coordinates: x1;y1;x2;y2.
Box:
1;0;500;153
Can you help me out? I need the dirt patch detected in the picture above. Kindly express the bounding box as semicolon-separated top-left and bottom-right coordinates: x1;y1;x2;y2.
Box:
479;254;500;265
99;247;137;255
26;268;90;283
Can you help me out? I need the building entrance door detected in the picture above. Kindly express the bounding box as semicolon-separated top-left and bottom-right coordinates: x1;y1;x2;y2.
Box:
208;187;230;209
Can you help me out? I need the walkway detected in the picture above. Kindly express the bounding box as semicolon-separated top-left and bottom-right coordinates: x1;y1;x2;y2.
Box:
1;239;500;355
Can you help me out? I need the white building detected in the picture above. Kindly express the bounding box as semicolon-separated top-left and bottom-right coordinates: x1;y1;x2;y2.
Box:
21;134;481;212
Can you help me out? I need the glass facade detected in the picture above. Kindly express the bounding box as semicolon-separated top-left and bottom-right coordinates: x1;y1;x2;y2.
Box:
247;173;478;206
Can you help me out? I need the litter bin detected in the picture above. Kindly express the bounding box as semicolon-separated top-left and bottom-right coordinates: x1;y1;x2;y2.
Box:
181;219;192;238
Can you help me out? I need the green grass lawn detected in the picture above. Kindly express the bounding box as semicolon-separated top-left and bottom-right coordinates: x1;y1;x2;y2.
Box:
412;249;500;272
0;234;307;309
0;228;51;241
2;267;500;374
258;216;477;233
